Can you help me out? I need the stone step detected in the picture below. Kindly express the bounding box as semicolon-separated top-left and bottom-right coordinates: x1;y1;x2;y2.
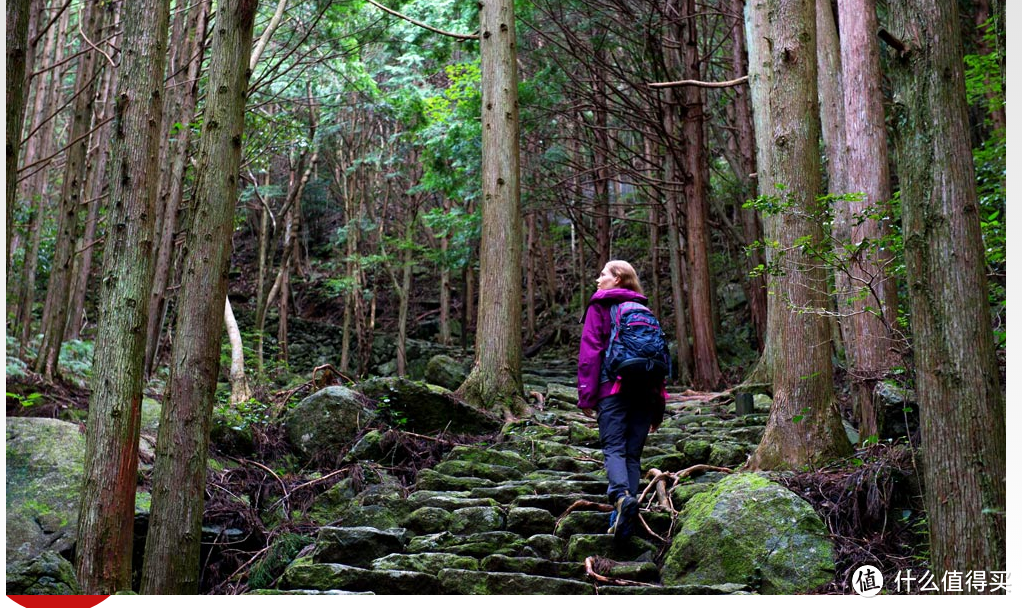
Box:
281;560;440;594
437;568;594;595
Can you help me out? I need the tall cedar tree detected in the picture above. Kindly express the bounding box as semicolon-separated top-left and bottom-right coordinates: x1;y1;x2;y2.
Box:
75;0;171;592
455;0;526;418
745;0;852;469
835;0;900;439
888;0;1006;581
34;1;108;380
140;0;259;593
678;0;723;390
6;0;32;269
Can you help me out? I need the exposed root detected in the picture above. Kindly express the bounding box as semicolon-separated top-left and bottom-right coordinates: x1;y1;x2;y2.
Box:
584;556;657;587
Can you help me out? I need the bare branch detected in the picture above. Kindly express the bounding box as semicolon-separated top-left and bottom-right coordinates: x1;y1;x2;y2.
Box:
364;0;478;41
647;75;749;89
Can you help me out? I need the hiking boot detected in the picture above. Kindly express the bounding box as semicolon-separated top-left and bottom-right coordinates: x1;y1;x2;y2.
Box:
607;493;638;542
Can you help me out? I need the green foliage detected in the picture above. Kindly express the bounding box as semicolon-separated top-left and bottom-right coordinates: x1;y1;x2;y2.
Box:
58;340;94;379
248;533;314;589
376;394;408;428
214;396;273;432
963;17;1005;126
6;390;44;409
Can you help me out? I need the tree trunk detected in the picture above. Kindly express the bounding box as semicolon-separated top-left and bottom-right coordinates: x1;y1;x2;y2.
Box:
525;211;536;343
456;0;524;417
889;0;1006;580
144;0;212;377
729;0;767;351
739;0;778;390
34;1;108;379
67;59;118;341
590;42;612;266
679;0;722;390
6;0;32;270
746;0;852;470
836;0;900;441
661;26;693;386
15;4;68;356
438;202;452;346
140;0;258;593
225;296;252;405
75;0;170;593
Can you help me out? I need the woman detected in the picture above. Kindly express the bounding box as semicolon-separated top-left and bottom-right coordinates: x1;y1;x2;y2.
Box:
577;260;666;543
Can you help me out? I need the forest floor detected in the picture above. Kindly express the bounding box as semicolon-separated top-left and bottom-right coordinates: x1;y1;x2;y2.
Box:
5;365;929;594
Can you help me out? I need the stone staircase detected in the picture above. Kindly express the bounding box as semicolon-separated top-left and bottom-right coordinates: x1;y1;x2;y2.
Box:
260;354;767;595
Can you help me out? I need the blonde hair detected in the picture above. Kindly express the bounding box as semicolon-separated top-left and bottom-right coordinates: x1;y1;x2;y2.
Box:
605;260;643;294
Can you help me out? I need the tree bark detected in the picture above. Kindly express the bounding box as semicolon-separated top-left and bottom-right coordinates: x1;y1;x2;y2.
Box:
16;5;69;356
456;0;525;417
140;0;258;594
746;0;852;470
6;0;33;270
679;0;722;390
660;17;693;386
144;0;212;377
67;56;118;340
889;0;1006;580
728;0;767;350
836;0;900;440
34;0;108;379
75;0;170;593
739;0;778;390
225;296;252;405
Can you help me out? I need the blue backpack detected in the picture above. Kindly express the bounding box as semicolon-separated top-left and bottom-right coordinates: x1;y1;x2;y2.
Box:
600;301;671;384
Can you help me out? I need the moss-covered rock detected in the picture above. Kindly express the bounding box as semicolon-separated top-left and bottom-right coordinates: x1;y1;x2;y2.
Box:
506;507;556;537
443;445;537;473
6;418;86;564
423;354;468;390
681;439;712;462
310;526;410;567
708;441;748;467
660;472;836;594
281;559;439;594
545;383;578;405
405;490;498;511
415;469;496;493
406;531;526;558
448;506;506;534
433;460;521;483
522;534;567;561
5;551;81;595
402;507;452;535
282;386;376;459
567;421;600;447
248;533;314;590
357;377;503;434
371;552;479;575
437;569;594;595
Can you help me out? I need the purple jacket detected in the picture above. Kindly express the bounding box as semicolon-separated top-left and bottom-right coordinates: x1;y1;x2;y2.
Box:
577;288;648;411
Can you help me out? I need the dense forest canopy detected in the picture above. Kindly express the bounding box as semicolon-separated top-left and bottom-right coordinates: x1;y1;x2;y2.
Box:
4;0;1007;596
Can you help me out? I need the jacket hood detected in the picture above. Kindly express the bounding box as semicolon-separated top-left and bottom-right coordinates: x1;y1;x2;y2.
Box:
588;288;647;305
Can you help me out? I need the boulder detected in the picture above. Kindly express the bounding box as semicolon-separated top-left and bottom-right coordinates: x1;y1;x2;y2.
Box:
309;526;409;567
357;377;503;435
6;418;86;564
283;386;377;459
660;472;836;594
5;551;81;595
423;354;468;390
